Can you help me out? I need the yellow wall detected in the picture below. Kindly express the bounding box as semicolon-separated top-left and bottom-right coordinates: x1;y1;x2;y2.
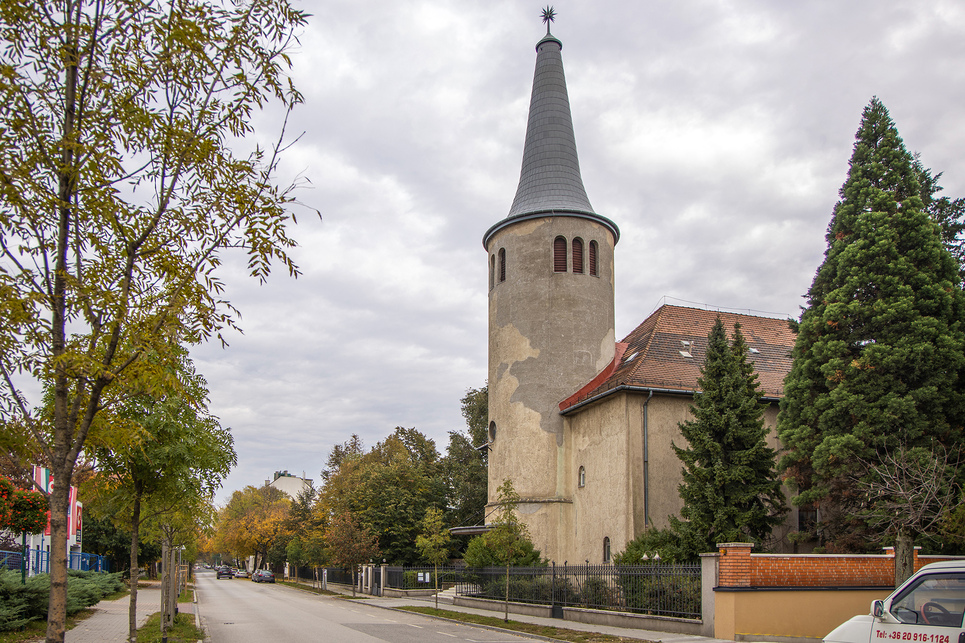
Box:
715;589;890;641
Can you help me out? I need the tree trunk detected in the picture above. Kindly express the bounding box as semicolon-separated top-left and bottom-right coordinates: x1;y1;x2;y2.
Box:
504;565;509;622
128;494;141;643
44;477;70;643
160;539;169;640
895;529;915;587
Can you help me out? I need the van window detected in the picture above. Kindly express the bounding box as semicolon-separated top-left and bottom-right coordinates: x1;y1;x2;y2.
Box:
890;572;965;627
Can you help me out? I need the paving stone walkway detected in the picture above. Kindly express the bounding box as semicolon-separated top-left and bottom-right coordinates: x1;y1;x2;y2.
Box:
64;587;163;643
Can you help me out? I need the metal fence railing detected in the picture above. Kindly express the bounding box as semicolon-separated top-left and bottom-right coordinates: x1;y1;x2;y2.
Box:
383;563;701;619
323;567;355;586
385;565;466;590
0;549;110;576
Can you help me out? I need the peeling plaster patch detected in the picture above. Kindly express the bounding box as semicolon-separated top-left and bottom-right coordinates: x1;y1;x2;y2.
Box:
518;503;542;515
596;330;616;371
492;368;543;440
493;323;540;367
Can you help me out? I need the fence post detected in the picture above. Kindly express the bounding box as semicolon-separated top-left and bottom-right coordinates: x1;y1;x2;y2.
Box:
699;552;719;637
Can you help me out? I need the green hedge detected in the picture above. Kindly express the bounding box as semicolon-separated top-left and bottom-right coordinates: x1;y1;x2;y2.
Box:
0;568;124;631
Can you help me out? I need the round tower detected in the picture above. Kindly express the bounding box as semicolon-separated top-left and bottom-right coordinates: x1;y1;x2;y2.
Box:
483;14;618;561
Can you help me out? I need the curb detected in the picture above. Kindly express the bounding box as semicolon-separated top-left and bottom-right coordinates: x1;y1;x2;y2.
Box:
362;600;570;643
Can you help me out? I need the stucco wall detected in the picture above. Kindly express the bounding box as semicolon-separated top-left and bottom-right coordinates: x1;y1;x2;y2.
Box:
562;394;635;563
715;588;886;641
486;214;616;563
557;391;793;563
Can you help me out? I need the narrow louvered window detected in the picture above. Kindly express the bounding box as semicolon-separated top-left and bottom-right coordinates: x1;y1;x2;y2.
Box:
498;248;506;282
573;238;584;274
589;240;598;276
553;236;567;272
490;255;495;289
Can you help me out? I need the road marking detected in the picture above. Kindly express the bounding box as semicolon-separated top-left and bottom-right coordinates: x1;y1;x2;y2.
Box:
436;632;457;638
408;623;423;628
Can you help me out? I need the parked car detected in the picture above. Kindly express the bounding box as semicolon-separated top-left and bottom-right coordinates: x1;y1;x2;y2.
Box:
824;561;965;643
251;570;276;583
234;569;248;578
216;566;233;579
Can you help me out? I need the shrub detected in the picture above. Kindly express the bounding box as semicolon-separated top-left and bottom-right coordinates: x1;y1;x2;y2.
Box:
0;568;124;631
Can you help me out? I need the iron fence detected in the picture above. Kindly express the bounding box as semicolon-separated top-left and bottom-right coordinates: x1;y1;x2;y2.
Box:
385;565;466;590
323;567;355;585
0;549;110;575
448;563;700;619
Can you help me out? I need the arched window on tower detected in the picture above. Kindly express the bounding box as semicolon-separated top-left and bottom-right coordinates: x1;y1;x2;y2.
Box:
573;238;584;274
589;240;598;276
578;466;585;488
498;248;506;282
489;421;497;443
603;537;611;563
490;254;495;290
553;236;567;272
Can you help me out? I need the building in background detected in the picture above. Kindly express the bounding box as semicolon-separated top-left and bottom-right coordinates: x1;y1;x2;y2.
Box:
266;470;312;499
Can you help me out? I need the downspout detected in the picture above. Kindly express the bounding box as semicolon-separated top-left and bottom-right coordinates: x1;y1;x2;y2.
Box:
643;389;653;528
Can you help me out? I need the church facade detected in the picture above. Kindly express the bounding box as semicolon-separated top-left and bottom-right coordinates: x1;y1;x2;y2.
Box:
483;20;799;564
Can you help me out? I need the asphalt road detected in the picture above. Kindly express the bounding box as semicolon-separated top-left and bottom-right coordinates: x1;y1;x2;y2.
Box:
196;569;543;643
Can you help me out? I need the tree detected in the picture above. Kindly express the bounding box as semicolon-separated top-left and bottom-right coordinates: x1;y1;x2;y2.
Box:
325;513;379;597
778;98;965;561
0;0;308;639
440;386;489;529
318;427;446;564
415;507;451;609
84;349;234;642
853;445;961;583
483;479;535;622
670;318;786;557
214;485;291;571
915;158;965;279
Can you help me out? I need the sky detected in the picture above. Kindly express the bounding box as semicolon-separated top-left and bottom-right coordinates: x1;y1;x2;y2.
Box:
191;0;965;504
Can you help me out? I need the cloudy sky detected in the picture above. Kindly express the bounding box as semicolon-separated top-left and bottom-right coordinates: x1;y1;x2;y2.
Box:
191;0;965;504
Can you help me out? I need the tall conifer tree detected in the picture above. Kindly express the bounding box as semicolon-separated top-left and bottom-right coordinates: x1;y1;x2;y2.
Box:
778;98;965;550
671;318;786;555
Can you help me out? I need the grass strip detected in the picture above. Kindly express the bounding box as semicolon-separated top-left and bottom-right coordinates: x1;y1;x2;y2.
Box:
397;606;655;643
135;611;203;643
0;609;96;643
277;580;339;595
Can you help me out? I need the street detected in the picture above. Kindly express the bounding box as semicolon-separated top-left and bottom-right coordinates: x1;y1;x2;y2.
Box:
195;568;543;642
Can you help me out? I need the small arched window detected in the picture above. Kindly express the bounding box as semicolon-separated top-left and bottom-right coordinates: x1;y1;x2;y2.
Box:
490;254;495;290
578;466;585;488
553;236;567;272
572;238;584;274
498;248;506;282
489;421;497;443
603;537;611;563
589;241;598;277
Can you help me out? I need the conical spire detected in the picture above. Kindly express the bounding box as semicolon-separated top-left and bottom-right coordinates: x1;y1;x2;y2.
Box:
484;10;618;247
507;14;594;218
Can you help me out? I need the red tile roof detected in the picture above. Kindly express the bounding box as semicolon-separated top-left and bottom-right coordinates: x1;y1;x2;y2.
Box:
560;305;796;412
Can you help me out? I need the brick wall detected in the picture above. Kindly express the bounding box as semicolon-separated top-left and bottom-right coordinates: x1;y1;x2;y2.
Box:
717;543;963;588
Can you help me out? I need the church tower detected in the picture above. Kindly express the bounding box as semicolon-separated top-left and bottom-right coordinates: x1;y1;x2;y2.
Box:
483;10;619;562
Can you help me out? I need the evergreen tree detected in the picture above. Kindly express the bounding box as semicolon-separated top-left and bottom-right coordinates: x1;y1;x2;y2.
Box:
671;318;786;556
778;97;965;551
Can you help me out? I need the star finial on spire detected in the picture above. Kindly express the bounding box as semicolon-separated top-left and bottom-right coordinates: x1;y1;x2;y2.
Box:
541;6;556;35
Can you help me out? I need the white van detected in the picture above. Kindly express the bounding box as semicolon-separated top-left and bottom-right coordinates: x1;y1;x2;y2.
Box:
824;561;965;643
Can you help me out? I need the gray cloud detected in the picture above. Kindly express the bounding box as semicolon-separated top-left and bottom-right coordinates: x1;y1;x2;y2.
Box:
192;0;965;503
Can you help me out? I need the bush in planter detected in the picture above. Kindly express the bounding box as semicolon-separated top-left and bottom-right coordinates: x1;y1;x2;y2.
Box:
577;576;615;609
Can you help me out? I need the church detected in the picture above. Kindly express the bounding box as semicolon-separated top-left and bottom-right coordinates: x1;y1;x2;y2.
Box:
483;15;799;565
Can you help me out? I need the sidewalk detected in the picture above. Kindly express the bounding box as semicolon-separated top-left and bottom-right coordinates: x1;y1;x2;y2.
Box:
63;586;195;643
297;579;735;643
